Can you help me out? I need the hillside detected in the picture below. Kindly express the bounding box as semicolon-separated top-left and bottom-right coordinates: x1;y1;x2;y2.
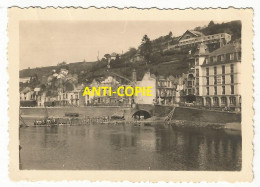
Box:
19;20;241;85
196;20;241;41
20;61;95;79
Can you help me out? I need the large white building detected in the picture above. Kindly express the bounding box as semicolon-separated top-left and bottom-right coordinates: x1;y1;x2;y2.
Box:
190;42;241;111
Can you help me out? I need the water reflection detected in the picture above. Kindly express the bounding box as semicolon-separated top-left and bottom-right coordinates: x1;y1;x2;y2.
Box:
20;124;241;170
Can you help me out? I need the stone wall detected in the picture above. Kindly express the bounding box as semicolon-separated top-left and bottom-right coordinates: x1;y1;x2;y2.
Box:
20;106;127;118
172;107;241;123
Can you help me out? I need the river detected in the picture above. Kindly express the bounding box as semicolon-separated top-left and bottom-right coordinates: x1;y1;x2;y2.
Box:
19;123;241;170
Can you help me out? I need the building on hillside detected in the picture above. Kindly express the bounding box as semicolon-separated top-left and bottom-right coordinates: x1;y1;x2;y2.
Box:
177;30;231;49
20;87;35;101
130;52;143;63
60;68;69;75
19;77;31;83
36;91;46;107
188;42;241;111
110;52;120;60
86;76;123;106
20;87;37;107
57;85;85;106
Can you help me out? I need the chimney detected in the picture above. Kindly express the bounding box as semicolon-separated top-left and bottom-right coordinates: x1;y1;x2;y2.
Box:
132;69;137;82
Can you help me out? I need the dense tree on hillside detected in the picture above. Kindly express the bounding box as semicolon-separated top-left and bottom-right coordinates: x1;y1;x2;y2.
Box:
121;48;137;62
128;48;137;57
140;35;152;66
198;20;241;41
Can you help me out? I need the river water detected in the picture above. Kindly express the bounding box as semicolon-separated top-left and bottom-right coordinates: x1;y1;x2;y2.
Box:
19;124;241;170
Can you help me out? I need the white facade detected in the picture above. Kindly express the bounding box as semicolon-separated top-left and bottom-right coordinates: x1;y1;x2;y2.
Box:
19;77;31;83
193;42;241;111
178;32;231;48
134;72;156;105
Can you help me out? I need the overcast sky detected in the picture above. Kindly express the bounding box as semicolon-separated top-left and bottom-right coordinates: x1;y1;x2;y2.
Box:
20;20;215;70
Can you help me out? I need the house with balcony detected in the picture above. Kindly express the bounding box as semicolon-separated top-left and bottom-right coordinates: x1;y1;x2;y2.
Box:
156;75;177;105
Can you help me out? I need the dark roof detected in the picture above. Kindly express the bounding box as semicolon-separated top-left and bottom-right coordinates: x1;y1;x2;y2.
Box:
208;42;241;57
201;42;241;67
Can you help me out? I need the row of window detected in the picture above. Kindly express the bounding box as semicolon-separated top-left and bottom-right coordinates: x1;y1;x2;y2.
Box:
205;52;241;64
206;85;235;95
157;81;174;87
60;94;79;100
206;74;234;85
179;34;227;45
205;96;237;106
205;64;234;76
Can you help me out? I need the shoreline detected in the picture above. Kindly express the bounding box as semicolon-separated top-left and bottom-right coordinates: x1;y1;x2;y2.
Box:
164;120;241;131
20;115;241;132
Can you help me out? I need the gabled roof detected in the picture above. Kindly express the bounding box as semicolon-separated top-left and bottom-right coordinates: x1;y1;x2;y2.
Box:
178;30;204;41
21;87;32;94
193;43;209;56
188;30;204;37
201;42;241;67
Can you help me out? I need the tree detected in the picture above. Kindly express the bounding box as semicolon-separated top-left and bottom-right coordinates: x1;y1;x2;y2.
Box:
128;48;137;57
140;35;152;66
104;54;111;67
165;31;173;40
194;26;202;31
169;31;173;38
115;54;120;61
208;21;215;27
104;54;111;61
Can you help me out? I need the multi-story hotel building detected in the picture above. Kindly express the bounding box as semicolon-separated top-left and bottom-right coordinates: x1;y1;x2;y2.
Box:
191;42;241;111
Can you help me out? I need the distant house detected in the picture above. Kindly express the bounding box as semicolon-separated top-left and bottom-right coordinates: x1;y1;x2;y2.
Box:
60;68;69;75
130;52;143;63
20;87;35;101
36;91;46;107
110;52;120;60
57;84;85;106
20;87;37;107
19;77;31;83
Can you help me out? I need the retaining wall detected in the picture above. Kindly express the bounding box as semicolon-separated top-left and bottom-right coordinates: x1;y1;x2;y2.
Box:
172;107;241;123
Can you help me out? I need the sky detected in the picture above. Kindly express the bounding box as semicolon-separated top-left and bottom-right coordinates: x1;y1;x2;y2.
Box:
20;20;214;70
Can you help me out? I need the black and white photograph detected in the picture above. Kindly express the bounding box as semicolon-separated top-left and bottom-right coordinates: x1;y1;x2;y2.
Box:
6;8;254;182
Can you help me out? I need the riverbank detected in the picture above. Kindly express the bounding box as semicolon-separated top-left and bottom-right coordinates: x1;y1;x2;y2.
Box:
166;119;241;131
20;106;241;131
